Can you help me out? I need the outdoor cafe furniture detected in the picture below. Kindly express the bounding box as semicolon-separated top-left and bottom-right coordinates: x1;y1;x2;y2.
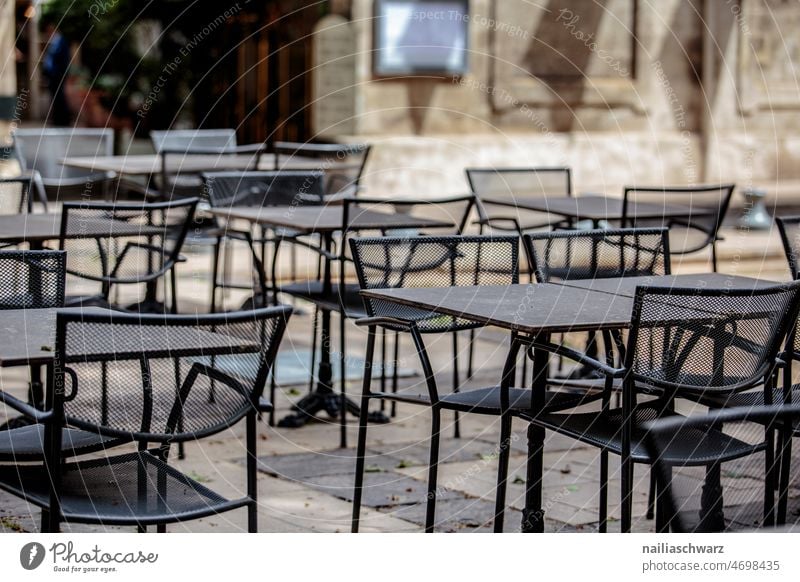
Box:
12;128;116;199
466;167;573;234
621;184;736;272
0;249;65;414
359;272;800;533
273;141;371;196
0;174;47;216
202;170;326;312
206;199;457;446
150;129;269;199
0;305;291;533
350;234;600;533
645;404;800;532
56;197;198;312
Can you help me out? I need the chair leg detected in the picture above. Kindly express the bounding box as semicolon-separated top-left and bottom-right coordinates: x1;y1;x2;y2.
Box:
308;308;319;394
391;332;400;417
340;312;348;449
425;407;442;533
598;451;609;533
352;329;376;533
170;267;178;314
620;456;633;533
764;426;777;527
777;429;792;525
210;237;222;313
379;328;387;413
246;412;258;532
157;524;166;533
452;332;460;439
493;414;513;532
646;470;656;519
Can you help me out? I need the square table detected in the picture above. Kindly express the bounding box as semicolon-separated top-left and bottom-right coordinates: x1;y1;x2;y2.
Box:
480;194;713;228
0;214;164;248
207;204;454;447
361;272;784;532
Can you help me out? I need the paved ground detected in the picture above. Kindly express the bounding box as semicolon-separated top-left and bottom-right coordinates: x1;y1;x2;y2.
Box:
1;225;798;533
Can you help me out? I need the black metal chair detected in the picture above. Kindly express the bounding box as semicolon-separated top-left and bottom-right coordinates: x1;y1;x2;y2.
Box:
279;196;477;441
349;235;606;532
621;184;735;272
0;249;123;457
151;129;267;199
12;128;116;200
466;167;573;234
273;141;371;196
0;174;47;215
202;170;326;312
645;405;800;532
527;281;800;532
58;198;198;312
0;305;291;532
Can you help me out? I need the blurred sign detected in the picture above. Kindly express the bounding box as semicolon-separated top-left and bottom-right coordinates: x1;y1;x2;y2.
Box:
373;0;469;76
312;15;357;137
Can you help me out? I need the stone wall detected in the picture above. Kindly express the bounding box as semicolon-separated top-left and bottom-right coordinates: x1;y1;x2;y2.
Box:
319;0;800;208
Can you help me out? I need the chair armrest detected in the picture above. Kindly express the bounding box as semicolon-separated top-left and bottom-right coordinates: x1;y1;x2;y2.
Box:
529;339;626;378
0;390;54;422
355;316;416;330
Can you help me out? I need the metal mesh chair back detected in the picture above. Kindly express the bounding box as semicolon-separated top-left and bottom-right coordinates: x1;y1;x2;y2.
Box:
12;128;113;181
0;176;35;214
151;129;237;152
0;250;65;309
55;306;291;442
628;283;800;396
202;170;325;208
524;228;670;283
466;167;572;231
645;405;800;532
59;198;197;285
776;215;800;280
342;195;476;242
273;141;371;195
622;185;735;256
350;235;519;333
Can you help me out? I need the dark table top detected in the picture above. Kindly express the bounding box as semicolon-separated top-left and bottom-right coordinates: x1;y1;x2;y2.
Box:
207;205;454;233
480;194;713;222
0;308;259;367
0;214;165;244
62;154;353;176
361;283;635;335
554;273;781;297
361;274;784;336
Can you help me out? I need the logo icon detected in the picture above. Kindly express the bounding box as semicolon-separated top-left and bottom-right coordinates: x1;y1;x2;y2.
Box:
20;542;46;570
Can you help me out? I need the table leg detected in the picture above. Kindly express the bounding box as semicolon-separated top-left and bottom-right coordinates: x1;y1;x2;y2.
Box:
278;233;388;440
521;333;549;533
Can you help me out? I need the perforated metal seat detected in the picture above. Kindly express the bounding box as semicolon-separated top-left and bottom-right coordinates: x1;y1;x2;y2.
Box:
536;405;760;464
0;451;247;525
645;406;800;532
0;306;291;532
0;425;120;462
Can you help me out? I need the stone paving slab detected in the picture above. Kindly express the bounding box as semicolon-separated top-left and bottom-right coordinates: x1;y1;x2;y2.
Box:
382;497;524;533
302;471;461;508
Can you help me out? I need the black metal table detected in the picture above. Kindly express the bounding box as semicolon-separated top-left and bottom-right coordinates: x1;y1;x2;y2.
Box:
207;204;453;447
361;272;779;532
481;193;714;228
0;214;168;312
